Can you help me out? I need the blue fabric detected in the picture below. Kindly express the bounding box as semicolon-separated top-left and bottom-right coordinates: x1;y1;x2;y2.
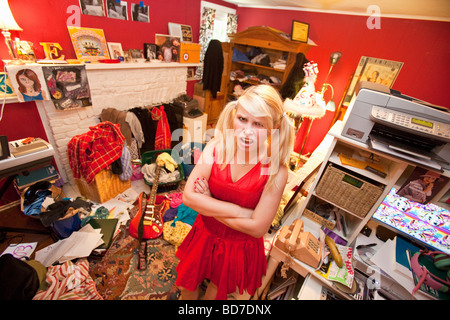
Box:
171;203;198;227
24;190;51;216
232;48;250;62
119;145;132;181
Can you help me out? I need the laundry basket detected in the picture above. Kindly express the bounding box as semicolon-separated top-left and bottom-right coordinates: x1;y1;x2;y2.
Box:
75;169;131;204
141;149;184;192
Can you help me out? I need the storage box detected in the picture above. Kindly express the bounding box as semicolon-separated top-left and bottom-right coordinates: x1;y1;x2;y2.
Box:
315;164;383;217
180;43;201;63
75;169;131;204
303;208;336;230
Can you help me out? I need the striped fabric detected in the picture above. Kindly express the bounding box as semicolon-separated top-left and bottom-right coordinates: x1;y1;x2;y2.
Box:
33;259;102;300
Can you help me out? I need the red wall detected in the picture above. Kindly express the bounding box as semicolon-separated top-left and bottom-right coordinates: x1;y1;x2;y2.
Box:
235;7;450;109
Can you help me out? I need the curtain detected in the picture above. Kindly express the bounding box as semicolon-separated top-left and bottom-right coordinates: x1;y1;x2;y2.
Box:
227;13;238;35
197;7;216;78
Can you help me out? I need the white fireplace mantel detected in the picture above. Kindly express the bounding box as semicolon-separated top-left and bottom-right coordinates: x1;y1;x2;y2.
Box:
33;61;200;185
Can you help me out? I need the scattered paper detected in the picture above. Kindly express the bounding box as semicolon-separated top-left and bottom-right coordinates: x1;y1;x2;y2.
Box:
35;224;103;267
0;242;38;260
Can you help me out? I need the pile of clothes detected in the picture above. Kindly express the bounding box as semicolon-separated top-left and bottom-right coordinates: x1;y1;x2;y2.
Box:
159;192;198;249
67;121;132;184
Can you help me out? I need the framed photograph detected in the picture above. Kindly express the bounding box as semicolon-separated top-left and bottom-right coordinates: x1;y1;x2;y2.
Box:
131;3;149;22
106;0;128;20
168;23;193;42
67;26;110;62
155;34;181;62
128;49;145;62
144;43;157;60
107;42;124;59
343;56;403;106
16;40;36;62
79;0;105;17
291;20;309;43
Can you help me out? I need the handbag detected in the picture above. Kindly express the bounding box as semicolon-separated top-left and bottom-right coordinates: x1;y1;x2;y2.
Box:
410;249;450;297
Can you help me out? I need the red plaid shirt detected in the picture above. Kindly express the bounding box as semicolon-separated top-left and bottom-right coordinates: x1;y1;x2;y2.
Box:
68;121;125;184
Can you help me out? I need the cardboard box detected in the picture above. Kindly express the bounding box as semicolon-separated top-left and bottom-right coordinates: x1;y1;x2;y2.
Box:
180;43;201;63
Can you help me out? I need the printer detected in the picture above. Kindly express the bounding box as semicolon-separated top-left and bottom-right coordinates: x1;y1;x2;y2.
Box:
341;82;450;171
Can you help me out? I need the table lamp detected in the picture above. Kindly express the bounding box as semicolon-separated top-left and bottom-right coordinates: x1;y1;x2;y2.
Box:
0;0;22;62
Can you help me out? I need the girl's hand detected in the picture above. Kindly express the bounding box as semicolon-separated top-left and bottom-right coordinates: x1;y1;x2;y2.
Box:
194;178;211;197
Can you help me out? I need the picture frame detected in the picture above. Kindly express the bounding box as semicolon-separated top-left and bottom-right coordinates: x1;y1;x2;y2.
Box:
181;25;193;42
144;43;158;60
291;20;309;43
128;49;145;62
107;42;124;59
342;56;403;106
67;26;110;62
16;40;36;62
168;22;193;42
155;34;181;63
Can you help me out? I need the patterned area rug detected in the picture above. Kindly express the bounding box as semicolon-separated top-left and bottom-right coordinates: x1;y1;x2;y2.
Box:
88;184;185;300
89;229;180;300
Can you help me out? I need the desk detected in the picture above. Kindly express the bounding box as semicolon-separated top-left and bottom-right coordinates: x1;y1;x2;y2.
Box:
0;138;55;179
0;139;54;211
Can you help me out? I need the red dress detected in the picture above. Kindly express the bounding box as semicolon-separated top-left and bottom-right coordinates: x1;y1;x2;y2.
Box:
176;159;269;299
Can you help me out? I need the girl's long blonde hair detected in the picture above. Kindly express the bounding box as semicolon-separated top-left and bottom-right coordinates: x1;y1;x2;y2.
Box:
213;85;295;187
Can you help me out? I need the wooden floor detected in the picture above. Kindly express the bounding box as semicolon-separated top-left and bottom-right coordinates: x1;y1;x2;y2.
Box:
0;203;56;259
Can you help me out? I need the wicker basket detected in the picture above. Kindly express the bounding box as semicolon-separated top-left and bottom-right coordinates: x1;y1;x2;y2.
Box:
75;169;131;204
315;164;383;217
303;208;336;230
141;149;184;192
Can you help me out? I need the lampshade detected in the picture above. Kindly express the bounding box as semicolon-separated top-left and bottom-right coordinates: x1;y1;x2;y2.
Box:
330;51;342;65
0;0;22;31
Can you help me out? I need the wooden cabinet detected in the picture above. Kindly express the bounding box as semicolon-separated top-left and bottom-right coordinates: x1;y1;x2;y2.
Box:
222;26;314;101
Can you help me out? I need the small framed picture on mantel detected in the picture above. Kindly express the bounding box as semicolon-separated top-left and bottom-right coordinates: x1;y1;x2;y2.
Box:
291;20;309;43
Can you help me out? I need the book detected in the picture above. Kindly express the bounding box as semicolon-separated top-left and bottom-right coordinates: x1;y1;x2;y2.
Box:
15;164;59;190
88;218;119;250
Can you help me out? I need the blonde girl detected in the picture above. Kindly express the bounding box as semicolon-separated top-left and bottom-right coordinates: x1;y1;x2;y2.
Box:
176;85;294;300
